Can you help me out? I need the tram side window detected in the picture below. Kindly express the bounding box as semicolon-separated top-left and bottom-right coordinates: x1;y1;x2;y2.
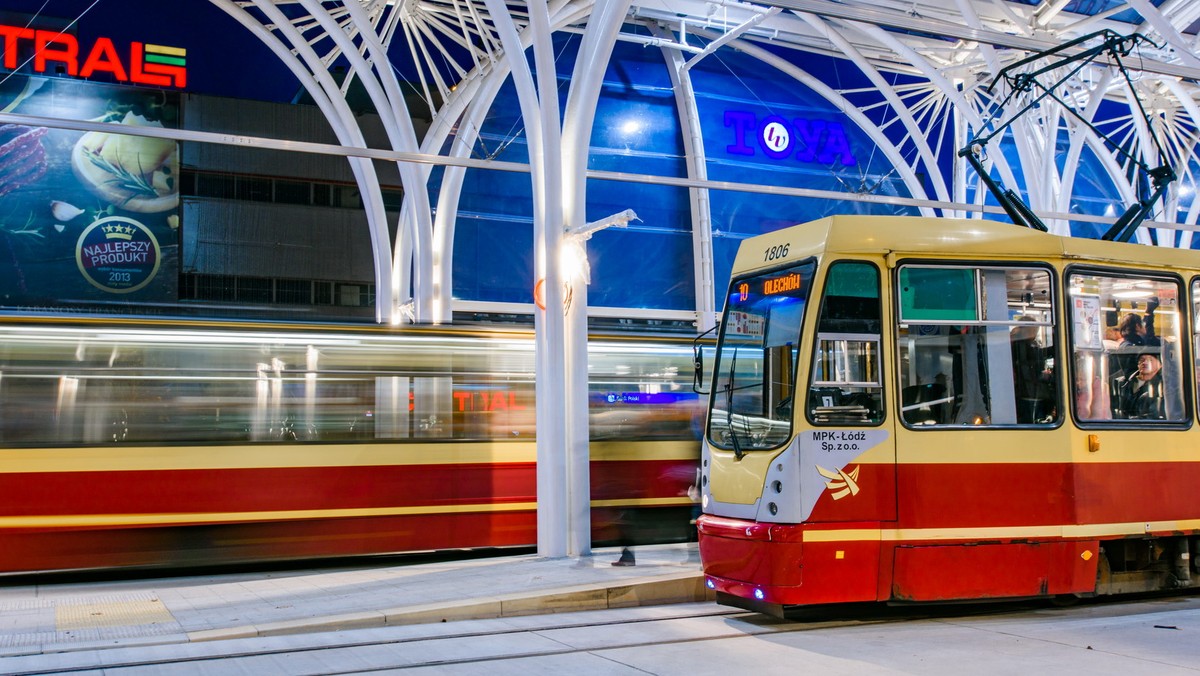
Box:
807;261;883;425
896;265;1058;427
1068;272;1185;422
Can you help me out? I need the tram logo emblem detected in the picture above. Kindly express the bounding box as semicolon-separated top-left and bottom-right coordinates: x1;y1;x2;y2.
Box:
817;464;861;500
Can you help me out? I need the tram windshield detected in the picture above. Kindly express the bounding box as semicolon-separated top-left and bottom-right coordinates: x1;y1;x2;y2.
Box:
708;260;815;453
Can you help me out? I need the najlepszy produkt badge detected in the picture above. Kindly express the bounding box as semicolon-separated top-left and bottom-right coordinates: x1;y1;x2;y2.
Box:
75;216;161;293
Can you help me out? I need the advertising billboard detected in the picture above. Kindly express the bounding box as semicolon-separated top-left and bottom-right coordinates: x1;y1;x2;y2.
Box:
0;74;179;312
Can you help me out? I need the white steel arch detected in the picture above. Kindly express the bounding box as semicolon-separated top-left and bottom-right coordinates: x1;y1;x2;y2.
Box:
210;0;397;323
218;0;436;323
651;22;717;332
199;0;1200;558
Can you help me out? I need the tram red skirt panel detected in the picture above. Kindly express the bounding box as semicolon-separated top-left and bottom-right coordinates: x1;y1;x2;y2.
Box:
0;511;539;574
892;540;1098;601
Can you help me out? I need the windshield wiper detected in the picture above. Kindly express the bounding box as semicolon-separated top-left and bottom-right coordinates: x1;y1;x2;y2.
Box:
724;347;744;460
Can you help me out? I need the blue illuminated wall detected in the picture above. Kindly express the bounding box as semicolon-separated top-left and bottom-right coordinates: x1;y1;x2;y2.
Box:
446;32;1177;315
687;48;916;309
447;37;915;313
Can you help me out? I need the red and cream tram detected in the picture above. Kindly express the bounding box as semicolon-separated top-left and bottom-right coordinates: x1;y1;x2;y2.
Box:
0;320;701;574
696;215;1200;615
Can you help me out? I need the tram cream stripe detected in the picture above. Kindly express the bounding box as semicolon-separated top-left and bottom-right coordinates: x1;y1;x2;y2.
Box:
0;502;541;528
590;497;696;508
801;519;1200;543
0;440;697;473
0;497;694;529
589;441;700;462
0;443;535;472
801;529;883;542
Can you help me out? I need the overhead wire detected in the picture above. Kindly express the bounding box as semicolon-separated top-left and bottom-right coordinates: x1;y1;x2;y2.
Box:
0;0;105;89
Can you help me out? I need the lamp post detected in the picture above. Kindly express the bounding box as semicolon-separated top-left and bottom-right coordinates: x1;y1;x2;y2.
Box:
560;210;638;556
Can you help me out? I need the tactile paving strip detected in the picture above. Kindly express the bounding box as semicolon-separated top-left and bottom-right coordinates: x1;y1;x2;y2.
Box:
55;597;175;631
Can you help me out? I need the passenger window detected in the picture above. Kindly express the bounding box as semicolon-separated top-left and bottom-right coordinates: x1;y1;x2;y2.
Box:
807;262;883;425
896;265;1058;427
1068;272;1185;422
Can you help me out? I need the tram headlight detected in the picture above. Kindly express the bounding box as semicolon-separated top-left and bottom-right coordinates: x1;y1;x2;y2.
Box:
754;588;765;600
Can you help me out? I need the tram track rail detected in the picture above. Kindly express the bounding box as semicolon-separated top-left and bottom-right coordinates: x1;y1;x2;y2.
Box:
3;599;1096;675
3;604;906;675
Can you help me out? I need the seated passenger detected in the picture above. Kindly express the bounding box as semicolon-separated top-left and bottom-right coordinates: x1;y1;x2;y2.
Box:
1117;352;1165;420
1116;300;1160;378
1011;318;1054;423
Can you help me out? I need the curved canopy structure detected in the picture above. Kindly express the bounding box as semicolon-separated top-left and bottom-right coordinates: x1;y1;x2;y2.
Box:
211;0;1200;326
210;0;1200;556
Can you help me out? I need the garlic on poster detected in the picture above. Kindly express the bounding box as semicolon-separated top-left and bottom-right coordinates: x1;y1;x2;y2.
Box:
53;223;65;233
50;200;84;221
167;214;179;230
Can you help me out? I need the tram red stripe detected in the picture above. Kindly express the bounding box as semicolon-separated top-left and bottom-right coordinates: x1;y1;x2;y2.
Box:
590;459;697;500
895;463;1075;528
1073;461;1200;523
891;462;1200;529
0;464;537;516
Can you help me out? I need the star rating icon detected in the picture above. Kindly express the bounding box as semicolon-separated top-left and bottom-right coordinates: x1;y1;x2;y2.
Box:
101;224;137;238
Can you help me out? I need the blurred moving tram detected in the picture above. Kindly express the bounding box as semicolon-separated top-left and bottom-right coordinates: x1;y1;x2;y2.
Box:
696;216;1200;616
0;319;702;574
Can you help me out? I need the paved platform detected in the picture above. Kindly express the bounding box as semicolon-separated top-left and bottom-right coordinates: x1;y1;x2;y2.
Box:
0;543;709;657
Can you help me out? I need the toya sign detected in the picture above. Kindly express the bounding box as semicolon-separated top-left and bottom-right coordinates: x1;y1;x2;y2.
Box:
0;24;186;88
724;111;856;166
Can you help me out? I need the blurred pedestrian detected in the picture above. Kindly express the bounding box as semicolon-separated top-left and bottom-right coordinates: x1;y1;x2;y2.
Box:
685;465;701;564
611;544;635;566
610;506;636;566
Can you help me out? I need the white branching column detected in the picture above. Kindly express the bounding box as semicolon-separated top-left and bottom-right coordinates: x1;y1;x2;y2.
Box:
482;0;571;556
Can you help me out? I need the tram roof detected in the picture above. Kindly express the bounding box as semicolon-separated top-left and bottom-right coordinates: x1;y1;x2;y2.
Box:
752;216;1200;273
